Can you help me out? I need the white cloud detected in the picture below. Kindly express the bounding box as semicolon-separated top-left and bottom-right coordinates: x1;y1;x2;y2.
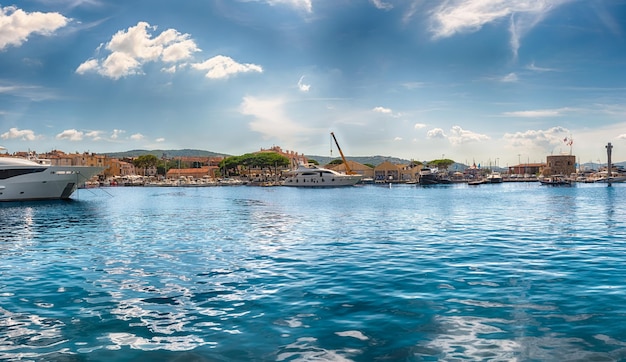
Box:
239;96;309;141
155;138;165;142
429;0;573;57
371;0;393;11
414;123;427;130
503;108;572;118
161;65;177;74
1;127;38;141
373;106;392;114
85;130;103;140
425;126;489;145
192;55;263;79
297;76;310;92
262;0;312;13
526;62;556;72
0;6;69;51
502;126;570;152
111;129;125;139
130;133;144;140
501;73;518;82
75;59;99;75
394;137;403;141
427;128;446;139
56;129;84;141
76;21;200;79
448;125;490;145
618;134;626;140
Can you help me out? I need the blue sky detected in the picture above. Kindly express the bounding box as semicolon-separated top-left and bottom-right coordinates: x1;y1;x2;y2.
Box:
1;0;625;167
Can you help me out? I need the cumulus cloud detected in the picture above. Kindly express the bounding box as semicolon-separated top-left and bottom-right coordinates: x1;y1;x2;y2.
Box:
414;123;427;130
297;76;310;92
130;133;144;140
155;137;165;142
429;0;573;57
427;128;446;139
1;127;39;141
448;125;490;145
426;126;489;145
0;6;69;51
56;129;84;141
191;55;263;79
76;21;200;79
373;106;392;114
85;130;104;140
111;129;125;139
502;126;570;151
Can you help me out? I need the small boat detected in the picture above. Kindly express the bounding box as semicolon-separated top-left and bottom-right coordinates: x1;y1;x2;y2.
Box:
468;178;487;185
539;175;573;186
282;163;362;187
594;173;626;183
486;171;503;183
0;154;105;201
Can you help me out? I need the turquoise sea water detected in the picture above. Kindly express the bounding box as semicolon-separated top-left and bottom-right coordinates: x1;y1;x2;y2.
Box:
1;182;626;361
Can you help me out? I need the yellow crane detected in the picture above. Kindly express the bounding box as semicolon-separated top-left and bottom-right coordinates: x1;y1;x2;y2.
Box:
330;132;356;175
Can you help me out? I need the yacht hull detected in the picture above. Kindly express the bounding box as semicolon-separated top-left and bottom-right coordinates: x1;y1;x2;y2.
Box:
283;175;362;187
0;162;103;201
282;164;362;187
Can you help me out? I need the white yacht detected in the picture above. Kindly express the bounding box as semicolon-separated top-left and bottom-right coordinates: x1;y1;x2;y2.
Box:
282;164;362;187
486;171;503;183
0;156;104;201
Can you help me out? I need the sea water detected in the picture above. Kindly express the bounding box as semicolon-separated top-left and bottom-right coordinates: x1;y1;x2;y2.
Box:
1;182;626;361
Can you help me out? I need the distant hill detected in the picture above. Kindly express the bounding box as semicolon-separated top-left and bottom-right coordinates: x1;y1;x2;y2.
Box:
99;149;411;166
102;149;230;158
308;155;412;166
99;149;626;170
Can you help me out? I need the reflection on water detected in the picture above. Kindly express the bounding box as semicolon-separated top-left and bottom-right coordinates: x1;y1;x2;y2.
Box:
1;184;626;360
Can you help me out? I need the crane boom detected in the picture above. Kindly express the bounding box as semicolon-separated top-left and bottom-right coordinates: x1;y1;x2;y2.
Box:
330;132;355;175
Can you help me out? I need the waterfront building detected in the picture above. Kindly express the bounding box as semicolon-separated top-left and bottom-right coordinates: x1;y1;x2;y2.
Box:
166;167;212;180
373;161;420;182
328;160;375;179
542;154;576;176
257;146;307;168
508;163;545;176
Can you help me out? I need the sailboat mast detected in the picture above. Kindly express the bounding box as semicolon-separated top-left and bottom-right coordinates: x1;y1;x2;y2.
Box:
330;132;355;175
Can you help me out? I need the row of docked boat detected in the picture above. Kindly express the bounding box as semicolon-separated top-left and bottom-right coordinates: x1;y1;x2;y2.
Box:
421;168;505;186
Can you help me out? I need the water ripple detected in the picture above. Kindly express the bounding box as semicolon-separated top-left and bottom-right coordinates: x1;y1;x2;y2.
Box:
1;184;626;360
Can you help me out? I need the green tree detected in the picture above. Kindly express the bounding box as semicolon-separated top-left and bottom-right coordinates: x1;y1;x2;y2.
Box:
132;154;159;175
329;159;343;165
218;152;290;179
219;156;243;177
428;159;455;169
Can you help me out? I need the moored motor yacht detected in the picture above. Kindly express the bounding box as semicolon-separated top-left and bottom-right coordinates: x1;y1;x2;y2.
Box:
0;155;104;201
282;163;362;187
